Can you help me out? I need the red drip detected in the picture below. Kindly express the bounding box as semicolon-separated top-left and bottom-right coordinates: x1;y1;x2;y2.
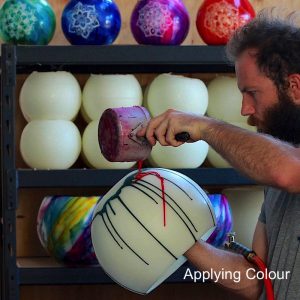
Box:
135;160;167;227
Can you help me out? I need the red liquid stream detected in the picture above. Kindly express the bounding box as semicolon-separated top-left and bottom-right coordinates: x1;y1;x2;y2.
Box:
134;160;167;227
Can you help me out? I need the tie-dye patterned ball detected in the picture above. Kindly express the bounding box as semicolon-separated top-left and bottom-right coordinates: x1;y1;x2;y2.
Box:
207;194;232;247
37;196;101;265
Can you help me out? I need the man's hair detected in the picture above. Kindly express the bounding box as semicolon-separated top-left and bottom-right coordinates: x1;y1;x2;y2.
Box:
226;9;300;93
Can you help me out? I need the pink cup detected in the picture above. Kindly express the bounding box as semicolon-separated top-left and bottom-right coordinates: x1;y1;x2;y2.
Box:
98;106;152;162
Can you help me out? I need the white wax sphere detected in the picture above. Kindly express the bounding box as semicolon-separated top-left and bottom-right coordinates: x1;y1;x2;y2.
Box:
19;71;81;121
148;141;209;168
207;76;247;123
222;187;264;248
91;169;216;294
82;74;143;122
145;74;208;117
20;120;81;169
207;122;256;168
82;120;136;169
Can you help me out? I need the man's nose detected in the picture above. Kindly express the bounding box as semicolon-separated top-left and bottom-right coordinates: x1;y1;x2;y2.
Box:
241;97;255;116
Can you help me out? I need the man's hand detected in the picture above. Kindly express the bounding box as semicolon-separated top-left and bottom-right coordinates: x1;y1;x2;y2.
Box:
137;109;209;147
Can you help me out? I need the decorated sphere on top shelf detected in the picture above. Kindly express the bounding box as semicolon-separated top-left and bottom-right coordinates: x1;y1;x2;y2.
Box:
130;0;190;45
196;0;255;45
0;0;56;45
19;71;82;121
37;196;101;265
206;194;232;247
61;0;121;45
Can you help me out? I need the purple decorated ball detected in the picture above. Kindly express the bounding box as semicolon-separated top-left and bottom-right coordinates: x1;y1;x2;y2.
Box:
130;0;190;45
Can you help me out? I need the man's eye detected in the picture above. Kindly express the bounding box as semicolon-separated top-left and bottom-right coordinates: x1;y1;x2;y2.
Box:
248;90;257;97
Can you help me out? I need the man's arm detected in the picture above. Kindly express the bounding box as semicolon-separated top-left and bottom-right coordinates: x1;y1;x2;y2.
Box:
201;118;300;193
184;221;267;300
138;109;300;193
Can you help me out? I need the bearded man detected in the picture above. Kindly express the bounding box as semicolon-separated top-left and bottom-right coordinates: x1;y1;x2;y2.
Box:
138;10;300;300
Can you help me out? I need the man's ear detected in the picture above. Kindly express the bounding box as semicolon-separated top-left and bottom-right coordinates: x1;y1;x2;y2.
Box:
288;74;300;103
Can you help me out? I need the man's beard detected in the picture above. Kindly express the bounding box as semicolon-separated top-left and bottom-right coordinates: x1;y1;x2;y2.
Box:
258;93;300;145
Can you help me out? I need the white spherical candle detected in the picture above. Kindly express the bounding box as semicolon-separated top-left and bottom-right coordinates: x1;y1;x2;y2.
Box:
207;76;247;123
82;74;143;122
222;187;264;248
19;71;81;121
148;141;209;168
82;120;136;169
145;74;208;117
20;120;81;169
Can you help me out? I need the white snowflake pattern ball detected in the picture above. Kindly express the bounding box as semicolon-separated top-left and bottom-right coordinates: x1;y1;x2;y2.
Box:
19;71;81;121
148;141;209;168
20;120;81;169
207;76;247;123
82;74;143;122
144;74;208;117
91;168;216;294
82;120;136;169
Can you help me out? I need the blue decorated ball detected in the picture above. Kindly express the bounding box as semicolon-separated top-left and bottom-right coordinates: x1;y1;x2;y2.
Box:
61;0;121;45
37;196;101;265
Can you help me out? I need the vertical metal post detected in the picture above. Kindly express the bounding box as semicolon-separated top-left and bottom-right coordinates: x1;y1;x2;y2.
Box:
1;44;18;300
0;55;2;300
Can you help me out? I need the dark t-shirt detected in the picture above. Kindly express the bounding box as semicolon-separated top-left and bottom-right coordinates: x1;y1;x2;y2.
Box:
258;187;300;300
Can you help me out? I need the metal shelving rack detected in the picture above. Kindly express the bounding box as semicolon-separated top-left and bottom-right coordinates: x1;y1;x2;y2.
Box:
1;44;254;300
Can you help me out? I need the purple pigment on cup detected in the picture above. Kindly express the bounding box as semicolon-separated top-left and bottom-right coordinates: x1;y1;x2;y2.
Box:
98;106;152;162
